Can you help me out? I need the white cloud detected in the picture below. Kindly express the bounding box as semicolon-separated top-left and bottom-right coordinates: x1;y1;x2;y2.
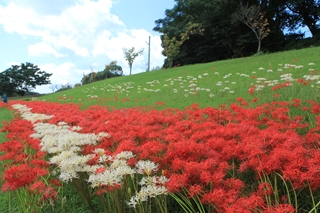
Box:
5;61;21;67
91;28;164;74
40;62;75;84
28;42;66;58
0;0;122;57
35;62;93;93
0;0;166;92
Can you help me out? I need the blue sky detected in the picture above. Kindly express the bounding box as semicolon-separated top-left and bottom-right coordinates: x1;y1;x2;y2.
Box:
0;0;175;93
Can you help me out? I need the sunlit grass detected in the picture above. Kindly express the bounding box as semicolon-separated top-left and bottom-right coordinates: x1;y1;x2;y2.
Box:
38;46;320;109
0;107;12;143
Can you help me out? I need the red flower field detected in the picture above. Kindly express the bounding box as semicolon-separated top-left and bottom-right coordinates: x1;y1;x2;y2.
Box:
1;99;320;212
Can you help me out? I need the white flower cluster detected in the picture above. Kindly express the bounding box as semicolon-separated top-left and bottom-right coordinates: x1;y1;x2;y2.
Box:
280;73;295;81
86;152;169;208
87;152;168;208
303;75;320;81
31;122;110;182
12;104;53;123
12;104;169;206
127;175;169;208
12;104;110;182
87;150;136;187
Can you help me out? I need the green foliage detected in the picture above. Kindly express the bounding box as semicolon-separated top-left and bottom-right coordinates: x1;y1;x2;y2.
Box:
277;0;320;37
0;107;12;144
39;46;320;110
0;62;52;96
0;107;15;213
154;0;320;67
123;47;144;75
234;3;270;55
81;61;123;85
162;22;205;68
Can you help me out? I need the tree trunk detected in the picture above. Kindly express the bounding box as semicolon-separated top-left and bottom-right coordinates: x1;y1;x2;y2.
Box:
129;64;132;75
301;16;319;37
257;38;261;55
294;1;319;37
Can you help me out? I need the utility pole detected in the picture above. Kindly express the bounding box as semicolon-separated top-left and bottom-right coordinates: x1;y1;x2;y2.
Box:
90;67;94;83
145;36;151;72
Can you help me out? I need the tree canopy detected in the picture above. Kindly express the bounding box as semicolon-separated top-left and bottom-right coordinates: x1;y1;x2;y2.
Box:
81;61;123;85
0;62;52;96
234;3;270;55
154;0;320;67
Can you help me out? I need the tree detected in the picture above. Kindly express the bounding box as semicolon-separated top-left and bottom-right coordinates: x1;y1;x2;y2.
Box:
103;61;123;78
162;35;183;68
49;84;57;93
162;22;204;68
80;61;123;85
0;62;52;96
154;0;258;66
234;2;270;55
154;0;317;67
277;0;320;37
122;47;144;75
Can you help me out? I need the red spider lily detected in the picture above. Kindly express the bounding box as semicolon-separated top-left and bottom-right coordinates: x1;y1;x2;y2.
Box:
252;97;258;103
188;184;203;197
0;102;8;108
95;167;106;174
155;101;166;106
2;99;320;212
273;93;279;98
28;181;46;194
2;164;46;190
296;78;308;85
271;82;292;91
292;98;301;107
263;204;295;213
248;84;256;94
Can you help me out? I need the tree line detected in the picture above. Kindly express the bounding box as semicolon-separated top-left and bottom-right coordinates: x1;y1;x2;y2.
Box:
0;62;51;97
154;0;320;68
0;47;145;96
80;61;123;85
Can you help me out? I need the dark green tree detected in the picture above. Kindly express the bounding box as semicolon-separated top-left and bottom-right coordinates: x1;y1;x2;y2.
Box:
278;0;320;37
103;60;123;78
153;0;316;67
153;0;263;66
0;62;52;96
80;61;123;85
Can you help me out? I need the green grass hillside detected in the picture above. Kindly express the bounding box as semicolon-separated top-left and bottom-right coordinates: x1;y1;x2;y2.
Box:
40;46;320;109
0;107;12;143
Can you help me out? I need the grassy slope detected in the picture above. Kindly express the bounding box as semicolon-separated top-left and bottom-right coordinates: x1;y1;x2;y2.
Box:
0;107;12;143
0;46;319;130
41;46;320;109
